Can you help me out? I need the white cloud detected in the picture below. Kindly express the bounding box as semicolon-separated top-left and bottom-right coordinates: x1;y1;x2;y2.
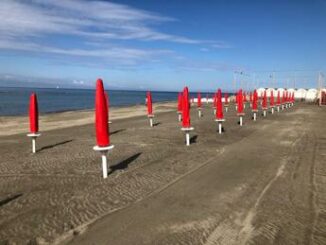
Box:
0;0;230;69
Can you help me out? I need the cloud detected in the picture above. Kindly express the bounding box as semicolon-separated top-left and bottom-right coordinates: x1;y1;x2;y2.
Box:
0;0;210;47
0;0;231;71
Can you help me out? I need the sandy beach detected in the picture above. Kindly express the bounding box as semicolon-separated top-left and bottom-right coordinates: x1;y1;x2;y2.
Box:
0;102;325;244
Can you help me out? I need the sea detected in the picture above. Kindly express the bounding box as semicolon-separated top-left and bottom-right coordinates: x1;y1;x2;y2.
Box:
0;87;224;116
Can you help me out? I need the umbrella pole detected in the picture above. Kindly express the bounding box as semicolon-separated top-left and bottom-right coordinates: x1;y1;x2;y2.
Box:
27;133;41;154
101;152;108;179
93;145;114;179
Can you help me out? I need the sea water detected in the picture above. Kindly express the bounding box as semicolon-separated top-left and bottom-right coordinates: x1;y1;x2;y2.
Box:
0;87;223;116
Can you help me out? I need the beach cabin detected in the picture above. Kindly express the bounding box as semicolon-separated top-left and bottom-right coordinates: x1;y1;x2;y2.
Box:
305;89;318;102
257;88;265;97
276;88;286;96
287;88;296;95
295;88;307;100
266;88;276;97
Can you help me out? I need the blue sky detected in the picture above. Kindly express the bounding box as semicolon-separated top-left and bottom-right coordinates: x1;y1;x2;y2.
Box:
0;0;325;91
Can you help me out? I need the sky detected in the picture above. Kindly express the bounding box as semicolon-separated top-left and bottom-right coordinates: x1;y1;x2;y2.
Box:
0;0;325;91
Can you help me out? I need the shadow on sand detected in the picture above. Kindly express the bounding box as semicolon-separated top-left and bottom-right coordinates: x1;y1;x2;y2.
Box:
39;140;73;152
190;135;198;144
110;129;126;135
109;152;142;175
0;193;23;207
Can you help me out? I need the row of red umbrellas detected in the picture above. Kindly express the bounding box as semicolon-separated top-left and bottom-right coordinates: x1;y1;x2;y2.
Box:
27;80;295;177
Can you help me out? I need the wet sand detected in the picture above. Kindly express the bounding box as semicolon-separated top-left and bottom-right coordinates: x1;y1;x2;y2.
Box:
0;102;325;244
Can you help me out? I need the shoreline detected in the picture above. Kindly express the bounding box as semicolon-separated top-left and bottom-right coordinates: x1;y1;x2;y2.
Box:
0;101;176;136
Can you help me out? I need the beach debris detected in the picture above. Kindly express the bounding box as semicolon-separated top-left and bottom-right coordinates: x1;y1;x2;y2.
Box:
27;93;41;153
93;79;114;179
262;90;268;117
237;89;245;126
146;91;154;127
215;89;225;134
177;92;183;122
224;92;229;112
197;92;202;118
181;86;194;146
252;89;258;121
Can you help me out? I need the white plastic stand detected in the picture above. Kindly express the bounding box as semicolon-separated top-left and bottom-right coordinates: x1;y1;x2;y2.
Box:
215;119;225;134
225;106;228;112
262;109;267;117
252;110;258;121
237;113;245;126
213;108;216;115
27;133;41;153
93;145;114;178
277;105;280;112
148;114;154;127
271;107;274;114
181;127;194;146
198;108;202;118
177;112;182;122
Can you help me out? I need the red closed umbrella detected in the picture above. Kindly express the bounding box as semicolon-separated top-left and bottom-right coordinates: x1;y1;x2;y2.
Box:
270;90;274;107
147;91;153;115
95;79;109;147
213;93;217;108
252;90;258;110
182;87;190;128
177;92;183;112
237;89;244;114
216;89;224;120
224;93;229;105
277;91;281;105
282;91;286;104
29;93;39;134
197;92;202;108
262;90;267;109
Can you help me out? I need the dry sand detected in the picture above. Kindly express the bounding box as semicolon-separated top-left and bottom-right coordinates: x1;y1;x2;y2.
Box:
0;102;325;245
0;102;176;136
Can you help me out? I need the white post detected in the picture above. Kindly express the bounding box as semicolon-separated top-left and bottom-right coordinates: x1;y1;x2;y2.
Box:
186;132;190;146
178;113;182;122
271;107;274;114
198;109;202;118
214;109;216;115
225;107;228;112
240;116;243;126
101;153;108;179
32;138;36;154
150;118;153;127
277;106;280;112
253;112;257;121
235;105;238;111
263;110;266;117
218;122;222;134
